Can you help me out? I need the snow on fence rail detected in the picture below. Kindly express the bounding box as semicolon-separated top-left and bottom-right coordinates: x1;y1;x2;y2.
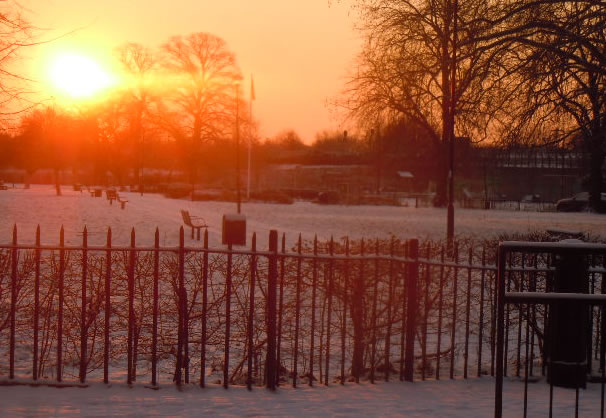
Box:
1;225;605;397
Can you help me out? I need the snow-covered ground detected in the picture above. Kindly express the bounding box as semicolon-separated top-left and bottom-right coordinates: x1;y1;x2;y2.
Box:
1;184;605;416
1;185;605;248
0;377;603;417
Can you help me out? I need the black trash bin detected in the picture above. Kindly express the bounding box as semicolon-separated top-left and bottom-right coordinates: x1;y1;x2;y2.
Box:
547;240;590;389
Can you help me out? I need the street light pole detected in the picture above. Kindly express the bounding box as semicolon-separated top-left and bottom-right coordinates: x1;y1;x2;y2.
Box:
235;85;241;214
446;0;458;244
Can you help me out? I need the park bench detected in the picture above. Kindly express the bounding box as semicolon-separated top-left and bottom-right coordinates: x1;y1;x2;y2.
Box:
116;192;128;210
180;209;207;240
106;189;117;204
89;188;102;197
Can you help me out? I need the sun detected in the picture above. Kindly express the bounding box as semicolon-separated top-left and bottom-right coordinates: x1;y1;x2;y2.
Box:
49;53;114;99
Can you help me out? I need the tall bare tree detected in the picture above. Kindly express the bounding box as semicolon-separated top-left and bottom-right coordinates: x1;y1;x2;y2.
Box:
154;33;242;185
470;0;606;211
118;42;157;190
344;0;514;206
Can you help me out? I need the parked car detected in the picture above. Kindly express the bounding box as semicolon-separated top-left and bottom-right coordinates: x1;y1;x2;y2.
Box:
521;194;541;203
555;192;606;212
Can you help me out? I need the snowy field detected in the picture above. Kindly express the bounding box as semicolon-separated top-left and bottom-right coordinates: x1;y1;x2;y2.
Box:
1;184;605;248
1;184;606;416
0;377;603;417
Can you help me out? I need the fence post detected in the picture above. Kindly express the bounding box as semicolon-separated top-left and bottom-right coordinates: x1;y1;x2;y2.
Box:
151;228;159;386
33;225;40;381
224;239;232;389
370;239;379;384
385;237;395;382
325;236;334;386
494;244;507;418
177;227;185;386
80;226;88;383
450;244;459;379
309;235;318;386
341;237;349;385
276;234;286;386
57;226;65;382
247;232;257;390
127;228;136;385
266;230;278;390
200;228;208;387
201;229;208;388
9;224;17;379
404;238;419;382
293;234;302;388
104;228;112;384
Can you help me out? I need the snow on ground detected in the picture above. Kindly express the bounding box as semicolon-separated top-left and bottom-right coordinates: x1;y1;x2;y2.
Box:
1;185;605;248
1;185;606;416
0;377;603;417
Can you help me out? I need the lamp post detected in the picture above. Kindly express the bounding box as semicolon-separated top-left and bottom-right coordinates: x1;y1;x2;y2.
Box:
235;84;241;214
446;0;458;244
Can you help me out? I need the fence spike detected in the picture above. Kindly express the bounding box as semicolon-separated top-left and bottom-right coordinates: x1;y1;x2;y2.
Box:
127;226;136;384
247;232;257;390
9;223;17;379
104;226;112;384
57;224;65;382
152;227;160;387
33;224;41;381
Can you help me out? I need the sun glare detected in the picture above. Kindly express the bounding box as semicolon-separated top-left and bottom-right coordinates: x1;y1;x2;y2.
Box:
49;53;114;99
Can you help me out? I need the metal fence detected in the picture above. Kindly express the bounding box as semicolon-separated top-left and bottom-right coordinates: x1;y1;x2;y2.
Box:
495;241;606;418
2;225;605;402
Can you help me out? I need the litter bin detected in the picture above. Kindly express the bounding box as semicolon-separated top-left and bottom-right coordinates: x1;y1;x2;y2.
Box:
547;240;590;388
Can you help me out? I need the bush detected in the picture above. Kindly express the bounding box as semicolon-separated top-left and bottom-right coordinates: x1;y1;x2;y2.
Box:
250;190;294;204
164;182;191;199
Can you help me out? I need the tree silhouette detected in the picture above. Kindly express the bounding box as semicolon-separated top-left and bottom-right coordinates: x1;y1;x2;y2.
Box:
472;0;606;211
117;42;157;191
344;0;513;207
153;32;242;186
0;3;39;125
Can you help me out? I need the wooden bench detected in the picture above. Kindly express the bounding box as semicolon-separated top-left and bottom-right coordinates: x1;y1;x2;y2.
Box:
181;210;207;240
106;189;117;204
117;192;128;209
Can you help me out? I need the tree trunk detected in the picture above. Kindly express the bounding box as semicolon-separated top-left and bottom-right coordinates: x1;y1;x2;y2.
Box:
54;169;62;196
588;141;605;213
434;5;452;208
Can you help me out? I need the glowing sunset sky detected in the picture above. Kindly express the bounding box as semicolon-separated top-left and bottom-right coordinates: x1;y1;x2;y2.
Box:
21;0;361;142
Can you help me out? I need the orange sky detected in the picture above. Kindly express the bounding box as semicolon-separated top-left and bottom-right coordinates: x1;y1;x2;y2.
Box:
20;0;362;143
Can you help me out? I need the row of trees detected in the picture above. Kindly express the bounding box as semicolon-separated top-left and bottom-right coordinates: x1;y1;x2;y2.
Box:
343;0;606;211
0;28;251;192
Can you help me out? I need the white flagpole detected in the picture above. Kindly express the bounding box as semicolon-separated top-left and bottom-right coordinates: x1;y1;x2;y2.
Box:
247;75;254;199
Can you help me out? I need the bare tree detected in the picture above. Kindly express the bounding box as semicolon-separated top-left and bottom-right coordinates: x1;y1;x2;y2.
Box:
154;33;242;186
0;3;38;125
471;1;606;211
343;0;514;206
117;43;157;191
